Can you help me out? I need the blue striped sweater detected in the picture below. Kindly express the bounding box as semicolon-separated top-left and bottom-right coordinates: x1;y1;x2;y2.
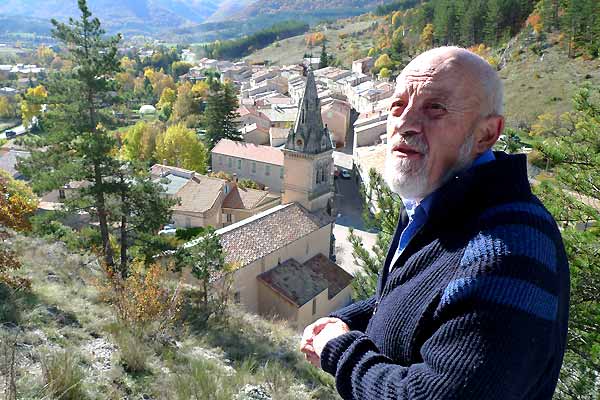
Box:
322;152;570;400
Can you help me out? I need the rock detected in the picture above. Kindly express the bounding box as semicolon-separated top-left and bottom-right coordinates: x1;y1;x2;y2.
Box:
235;384;271;400
83;338;116;372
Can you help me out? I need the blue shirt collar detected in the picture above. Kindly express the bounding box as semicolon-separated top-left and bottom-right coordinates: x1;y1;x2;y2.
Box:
401;149;496;220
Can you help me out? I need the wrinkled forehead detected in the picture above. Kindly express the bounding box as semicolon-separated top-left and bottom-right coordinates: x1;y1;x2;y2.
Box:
394;57;470;97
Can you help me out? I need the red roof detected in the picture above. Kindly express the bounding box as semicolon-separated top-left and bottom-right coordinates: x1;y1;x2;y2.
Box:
211;139;284;166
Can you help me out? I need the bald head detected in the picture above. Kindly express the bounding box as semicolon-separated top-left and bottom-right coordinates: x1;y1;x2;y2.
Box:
398;46;503;116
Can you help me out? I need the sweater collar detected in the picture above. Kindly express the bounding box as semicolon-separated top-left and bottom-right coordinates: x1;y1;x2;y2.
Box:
425;151;532;231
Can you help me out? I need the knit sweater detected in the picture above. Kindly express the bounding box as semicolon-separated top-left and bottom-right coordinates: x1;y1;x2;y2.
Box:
322;152;570;400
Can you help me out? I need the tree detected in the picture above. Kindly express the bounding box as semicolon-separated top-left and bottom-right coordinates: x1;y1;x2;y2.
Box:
20;85;47;126
419;23;435;50
170;82;201;127
319;43;329;69
0;97;16;119
374;54;393;73
121;120;162;162
182;227;227;308
156;87;176;120
203;82;242;149
0;169;37;290
348;169;402;300
171;61;192;78
379;67;392;79
18;0;172;274
531;86;600;399
155;124;208;173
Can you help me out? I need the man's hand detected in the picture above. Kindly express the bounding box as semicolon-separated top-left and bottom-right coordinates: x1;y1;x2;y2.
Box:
300;317;350;367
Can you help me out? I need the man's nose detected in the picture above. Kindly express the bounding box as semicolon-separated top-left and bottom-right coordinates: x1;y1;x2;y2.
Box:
388;105;422;138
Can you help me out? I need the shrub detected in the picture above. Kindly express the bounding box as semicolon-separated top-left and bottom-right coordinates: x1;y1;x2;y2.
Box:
175;226;205;241
98;261;183;334
41;349;87;400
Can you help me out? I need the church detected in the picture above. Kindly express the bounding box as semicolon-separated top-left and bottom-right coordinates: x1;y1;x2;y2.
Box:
184;70;353;331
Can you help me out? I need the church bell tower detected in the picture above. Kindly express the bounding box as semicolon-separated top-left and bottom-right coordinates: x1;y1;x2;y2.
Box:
282;70;334;213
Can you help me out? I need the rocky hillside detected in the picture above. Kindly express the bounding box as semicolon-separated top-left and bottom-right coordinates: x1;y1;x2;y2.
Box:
0;234;340;399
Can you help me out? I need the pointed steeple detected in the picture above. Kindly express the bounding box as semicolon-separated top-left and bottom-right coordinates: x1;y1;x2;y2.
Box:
285;69;333;154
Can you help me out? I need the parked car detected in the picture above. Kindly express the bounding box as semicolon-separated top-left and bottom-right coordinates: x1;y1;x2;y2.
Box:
340;170;351;179
158;223;177;236
4;130;16;139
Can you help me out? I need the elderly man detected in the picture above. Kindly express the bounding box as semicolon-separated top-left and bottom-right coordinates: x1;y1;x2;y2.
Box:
300;46;569;400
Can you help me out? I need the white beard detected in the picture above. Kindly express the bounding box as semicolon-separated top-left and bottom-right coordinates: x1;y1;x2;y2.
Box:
384;133;475;200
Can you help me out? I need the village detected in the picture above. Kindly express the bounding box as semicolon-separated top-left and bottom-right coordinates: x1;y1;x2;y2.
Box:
0;45;396;332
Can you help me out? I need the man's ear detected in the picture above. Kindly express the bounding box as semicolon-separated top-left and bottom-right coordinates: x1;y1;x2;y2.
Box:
474;115;504;154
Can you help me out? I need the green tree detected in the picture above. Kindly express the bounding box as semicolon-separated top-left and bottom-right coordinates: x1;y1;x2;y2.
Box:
319;42;329;69
171;61;193;78
203;82;241;149
18;0;172;274
176;227;226;309
348;169;402;300
531;86;600;399
155;124;208;173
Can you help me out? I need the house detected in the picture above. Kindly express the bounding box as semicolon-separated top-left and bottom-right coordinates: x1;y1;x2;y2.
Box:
0;149;29;180
353;110;388;149
151;163;280;228
240;123;270;145
211;139;285;193
269;127;289;147
321;99;351;148
352;56;374;74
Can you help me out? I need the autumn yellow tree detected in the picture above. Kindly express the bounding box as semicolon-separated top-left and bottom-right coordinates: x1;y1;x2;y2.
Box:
419;23;435;50
374;54;393;73
154;124;208;173
36;45;56;66
0;97;17;119
20;85;47;126
0;169;38;290
121;120;163;162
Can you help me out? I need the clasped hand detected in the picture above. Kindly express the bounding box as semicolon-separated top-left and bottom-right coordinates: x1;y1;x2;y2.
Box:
299;317;350;367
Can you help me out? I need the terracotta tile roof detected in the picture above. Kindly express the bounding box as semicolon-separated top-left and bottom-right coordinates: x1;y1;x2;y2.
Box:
257;254;353;307
211;139;284;166
222;186;274;210
197;203;333;268
172;175;226;214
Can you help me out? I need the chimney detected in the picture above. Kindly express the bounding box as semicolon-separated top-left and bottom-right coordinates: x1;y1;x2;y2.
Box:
190;171;195;180
233;173;238;183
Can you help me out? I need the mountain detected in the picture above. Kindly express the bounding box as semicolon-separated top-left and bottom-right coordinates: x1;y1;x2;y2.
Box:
231;0;387;19
0;0;228;37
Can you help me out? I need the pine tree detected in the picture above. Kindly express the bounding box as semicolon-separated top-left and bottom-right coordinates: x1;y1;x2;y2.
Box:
203;82;241;149
532;86;600;398
319;42;329;69
18;0;173;275
484;0;501;45
348;169;403;300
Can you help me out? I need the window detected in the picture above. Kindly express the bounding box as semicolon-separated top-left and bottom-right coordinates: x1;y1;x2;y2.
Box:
228;157;232;168
252;162;256;173
305;242;309;254
237;159;242;169
185;217;191;228
265;165;271;176
312;298;317;315
219;155;223;165
234;291;241;304
226;214;232;223
280;167;284;179
315;167;320;184
58;189;65;200
321;167;325;182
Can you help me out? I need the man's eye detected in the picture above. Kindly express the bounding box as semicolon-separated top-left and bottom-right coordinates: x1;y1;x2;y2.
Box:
428;103;446;110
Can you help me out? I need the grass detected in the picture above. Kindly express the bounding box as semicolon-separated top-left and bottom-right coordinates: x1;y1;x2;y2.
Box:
499;32;600;129
244;16;377;67
41;349;87;400
0;233;341;399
